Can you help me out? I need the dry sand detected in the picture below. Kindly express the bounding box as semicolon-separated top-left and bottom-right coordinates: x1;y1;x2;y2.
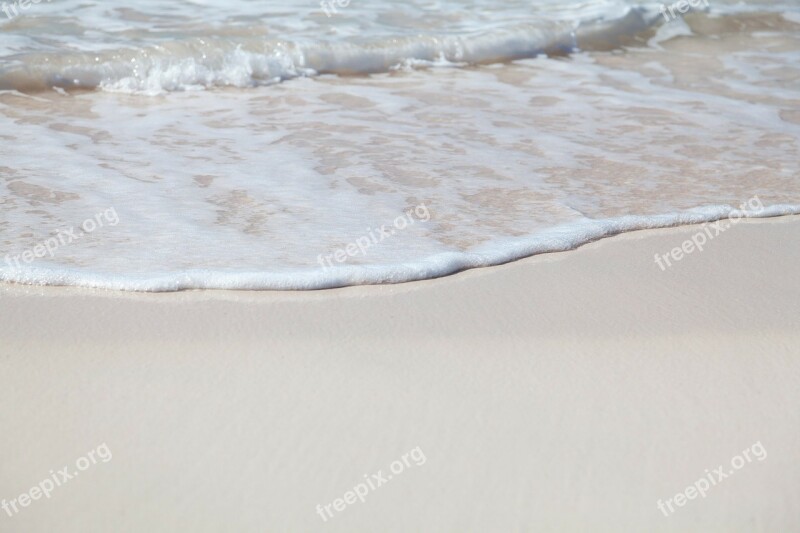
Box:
1;216;799;532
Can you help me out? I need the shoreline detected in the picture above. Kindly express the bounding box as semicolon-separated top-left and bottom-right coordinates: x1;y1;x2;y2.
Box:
2;207;799;293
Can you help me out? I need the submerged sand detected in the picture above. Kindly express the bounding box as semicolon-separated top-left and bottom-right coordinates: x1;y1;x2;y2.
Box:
2;11;799;290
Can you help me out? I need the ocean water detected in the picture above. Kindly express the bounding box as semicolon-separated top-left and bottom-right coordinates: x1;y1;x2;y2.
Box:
1;0;799;290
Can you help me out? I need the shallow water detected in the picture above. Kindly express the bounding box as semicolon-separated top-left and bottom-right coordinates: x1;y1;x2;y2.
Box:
1;1;799;290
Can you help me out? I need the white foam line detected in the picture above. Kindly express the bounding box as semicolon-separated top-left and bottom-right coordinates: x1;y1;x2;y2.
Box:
2;205;798;292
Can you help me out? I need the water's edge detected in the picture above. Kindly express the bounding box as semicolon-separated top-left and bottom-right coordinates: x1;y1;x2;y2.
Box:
2;205;798;292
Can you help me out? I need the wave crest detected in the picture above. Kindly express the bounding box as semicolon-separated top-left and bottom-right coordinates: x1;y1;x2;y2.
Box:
0;7;658;94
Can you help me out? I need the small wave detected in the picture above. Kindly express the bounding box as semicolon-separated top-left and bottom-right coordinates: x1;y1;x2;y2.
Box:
0;7;659;94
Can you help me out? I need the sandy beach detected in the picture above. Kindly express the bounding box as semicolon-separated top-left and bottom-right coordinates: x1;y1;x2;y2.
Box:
1;216;798;532
2;1;799;531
